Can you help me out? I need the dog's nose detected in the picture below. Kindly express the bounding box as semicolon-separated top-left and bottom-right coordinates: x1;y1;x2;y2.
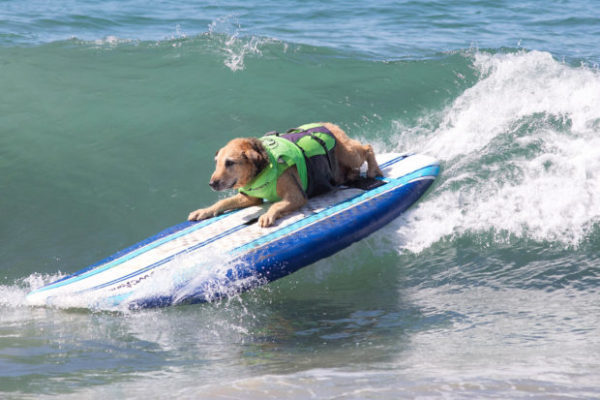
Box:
209;179;220;190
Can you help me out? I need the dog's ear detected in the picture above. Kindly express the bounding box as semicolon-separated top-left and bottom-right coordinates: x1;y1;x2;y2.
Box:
243;138;269;173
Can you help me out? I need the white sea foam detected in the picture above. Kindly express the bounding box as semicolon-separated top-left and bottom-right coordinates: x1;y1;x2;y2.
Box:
91;35;137;47
393;50;600;251
207;15;273;71
0;283;28;308
0;272;65;308
222;35;265;72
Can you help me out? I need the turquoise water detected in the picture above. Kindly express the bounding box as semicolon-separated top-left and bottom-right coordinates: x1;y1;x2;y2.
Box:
2;1;600;398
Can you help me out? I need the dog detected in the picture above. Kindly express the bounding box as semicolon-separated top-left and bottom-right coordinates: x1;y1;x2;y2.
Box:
188;122;383;227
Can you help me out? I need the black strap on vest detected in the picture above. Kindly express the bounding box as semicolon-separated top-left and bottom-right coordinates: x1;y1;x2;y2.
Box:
307;134;334;176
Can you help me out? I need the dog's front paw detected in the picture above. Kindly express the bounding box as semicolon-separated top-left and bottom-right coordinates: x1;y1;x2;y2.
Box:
188;208;215;221
258;212;277;227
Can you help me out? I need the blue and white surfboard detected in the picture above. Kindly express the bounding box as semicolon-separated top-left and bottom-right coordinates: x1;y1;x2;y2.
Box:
26;153;440;309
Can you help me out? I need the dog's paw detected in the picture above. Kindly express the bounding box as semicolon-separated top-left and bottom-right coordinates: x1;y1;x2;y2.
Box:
258;212;276;227
188;208;215;221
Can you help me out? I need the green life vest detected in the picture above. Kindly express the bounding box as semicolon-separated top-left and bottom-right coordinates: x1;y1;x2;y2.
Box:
239;123;336;202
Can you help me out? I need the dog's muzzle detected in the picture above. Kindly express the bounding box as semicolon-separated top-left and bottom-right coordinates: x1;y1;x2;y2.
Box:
209;179;221;191
209;179;236;191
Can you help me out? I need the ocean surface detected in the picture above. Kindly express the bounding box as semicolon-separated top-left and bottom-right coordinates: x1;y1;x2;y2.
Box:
2;0;600;398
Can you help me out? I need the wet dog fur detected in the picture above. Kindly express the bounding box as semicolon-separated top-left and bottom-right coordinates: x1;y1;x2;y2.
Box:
188;122;383;227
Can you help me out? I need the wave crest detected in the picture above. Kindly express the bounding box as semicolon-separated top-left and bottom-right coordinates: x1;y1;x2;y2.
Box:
394;50;600;251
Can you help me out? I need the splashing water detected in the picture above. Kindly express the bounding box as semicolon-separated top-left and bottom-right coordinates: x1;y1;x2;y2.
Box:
393;51;600;252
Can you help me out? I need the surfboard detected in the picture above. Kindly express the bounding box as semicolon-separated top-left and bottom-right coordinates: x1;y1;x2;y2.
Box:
26;153;440;309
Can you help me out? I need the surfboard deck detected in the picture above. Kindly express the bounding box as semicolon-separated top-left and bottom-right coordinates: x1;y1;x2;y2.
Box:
26;153;440;309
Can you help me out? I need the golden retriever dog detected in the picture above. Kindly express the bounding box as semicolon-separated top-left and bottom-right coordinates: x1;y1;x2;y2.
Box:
188;122;383;227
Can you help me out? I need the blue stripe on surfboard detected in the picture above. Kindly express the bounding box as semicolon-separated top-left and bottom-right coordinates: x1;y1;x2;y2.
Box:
378;153;411;169
86;219;252;291
28;211;235;294
232;164;439;254
73;163;439;297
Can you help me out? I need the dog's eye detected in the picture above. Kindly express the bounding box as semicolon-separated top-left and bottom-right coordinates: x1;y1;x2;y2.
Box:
225;159;235;168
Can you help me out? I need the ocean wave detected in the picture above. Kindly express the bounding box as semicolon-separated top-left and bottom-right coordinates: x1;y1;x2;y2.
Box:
46;32;295;72
393;50;600;251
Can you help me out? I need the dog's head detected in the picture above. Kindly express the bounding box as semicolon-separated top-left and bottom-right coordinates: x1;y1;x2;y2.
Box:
209;138;269;191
